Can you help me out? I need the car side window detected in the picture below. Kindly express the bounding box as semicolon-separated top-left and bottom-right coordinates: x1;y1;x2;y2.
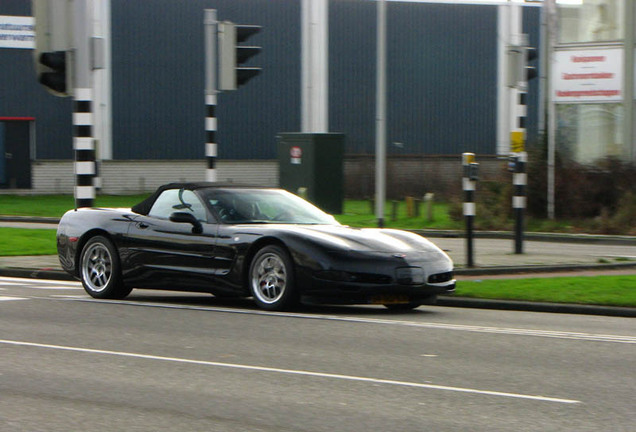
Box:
148;189;207;222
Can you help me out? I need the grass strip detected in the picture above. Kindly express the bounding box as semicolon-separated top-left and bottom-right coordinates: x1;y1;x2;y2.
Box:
456;275;636;308
0;195;147;218
0;228;58;256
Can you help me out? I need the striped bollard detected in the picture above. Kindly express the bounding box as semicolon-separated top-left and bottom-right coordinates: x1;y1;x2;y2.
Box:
205;93;218;182
462;153;478;268
512;151;527;254
73;88;95;208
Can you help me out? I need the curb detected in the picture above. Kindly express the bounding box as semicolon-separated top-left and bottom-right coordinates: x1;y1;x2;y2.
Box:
1;265;634;318
455;261;636;276
0;267;76;282
0;216;60;224
411;229;636;246
437;296;636;318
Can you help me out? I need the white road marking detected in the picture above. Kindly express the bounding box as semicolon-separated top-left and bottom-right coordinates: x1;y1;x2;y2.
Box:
0;339;581;405
0;276;81;287
67;298;636;345
0;281;31;286
21;285;83;290
0;276;81;291
0;296;28;301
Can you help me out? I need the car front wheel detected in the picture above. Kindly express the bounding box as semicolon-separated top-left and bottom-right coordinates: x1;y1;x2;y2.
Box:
79;236;131;299
249;245;298;311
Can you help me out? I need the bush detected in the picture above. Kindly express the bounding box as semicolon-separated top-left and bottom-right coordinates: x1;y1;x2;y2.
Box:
527;142;636;223
448;177;513;230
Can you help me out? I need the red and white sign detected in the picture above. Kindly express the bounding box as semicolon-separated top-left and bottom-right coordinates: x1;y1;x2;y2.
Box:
290;146;302;165
553;48;623;103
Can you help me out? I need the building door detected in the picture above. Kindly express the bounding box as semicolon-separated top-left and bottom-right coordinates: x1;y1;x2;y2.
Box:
0;118;32;189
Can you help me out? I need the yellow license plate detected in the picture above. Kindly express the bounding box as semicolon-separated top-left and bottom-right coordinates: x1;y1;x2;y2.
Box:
370;295;410;305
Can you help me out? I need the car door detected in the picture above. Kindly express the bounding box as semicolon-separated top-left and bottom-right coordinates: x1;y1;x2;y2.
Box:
124;188;219;289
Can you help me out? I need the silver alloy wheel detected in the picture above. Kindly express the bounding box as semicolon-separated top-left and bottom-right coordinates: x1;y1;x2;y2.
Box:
81;242;113;293
251;252;287;305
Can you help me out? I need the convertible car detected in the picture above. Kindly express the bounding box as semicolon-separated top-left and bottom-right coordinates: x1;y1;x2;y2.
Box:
57;183;455;311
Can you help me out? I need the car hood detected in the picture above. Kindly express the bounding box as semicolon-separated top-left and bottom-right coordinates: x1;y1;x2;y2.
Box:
264;224;447;255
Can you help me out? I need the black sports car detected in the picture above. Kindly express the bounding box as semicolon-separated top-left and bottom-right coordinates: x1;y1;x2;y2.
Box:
57;183;455;311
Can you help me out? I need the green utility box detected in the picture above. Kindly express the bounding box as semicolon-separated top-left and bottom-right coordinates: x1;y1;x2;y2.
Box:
277;133;345;214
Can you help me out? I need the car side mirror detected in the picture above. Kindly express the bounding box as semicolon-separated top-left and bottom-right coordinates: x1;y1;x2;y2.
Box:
170;211;203;234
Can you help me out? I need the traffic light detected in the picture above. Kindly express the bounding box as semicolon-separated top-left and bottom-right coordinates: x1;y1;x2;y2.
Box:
218;21;262;91
507;44;538;88
37;50;69;96
524;46;537;82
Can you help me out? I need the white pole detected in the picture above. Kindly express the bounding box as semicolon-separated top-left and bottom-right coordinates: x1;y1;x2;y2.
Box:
301;0;328;133
496;4;510;156
375;0;387;227
546;0;557;219
509;1;522;147
92;0;112;161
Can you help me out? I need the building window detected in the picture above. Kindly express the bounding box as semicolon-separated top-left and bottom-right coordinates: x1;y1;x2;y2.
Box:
558;0;624;44
556;103;624;164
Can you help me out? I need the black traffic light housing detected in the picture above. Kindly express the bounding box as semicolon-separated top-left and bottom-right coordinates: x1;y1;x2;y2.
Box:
219;22;262;90
37;50;68;96
525;46;538;81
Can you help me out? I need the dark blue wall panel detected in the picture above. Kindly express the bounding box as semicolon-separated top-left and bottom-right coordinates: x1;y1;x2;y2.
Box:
330;1;499;156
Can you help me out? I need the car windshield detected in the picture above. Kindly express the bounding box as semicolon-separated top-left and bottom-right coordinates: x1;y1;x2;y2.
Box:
199;188;340;225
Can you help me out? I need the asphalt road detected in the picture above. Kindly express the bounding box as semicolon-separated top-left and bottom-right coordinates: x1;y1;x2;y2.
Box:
1;276;635;432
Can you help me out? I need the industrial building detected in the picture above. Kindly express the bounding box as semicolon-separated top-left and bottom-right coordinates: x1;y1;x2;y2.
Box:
1;0;566;198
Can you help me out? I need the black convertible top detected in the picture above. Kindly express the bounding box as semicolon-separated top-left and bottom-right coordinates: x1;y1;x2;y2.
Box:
131;182;267;215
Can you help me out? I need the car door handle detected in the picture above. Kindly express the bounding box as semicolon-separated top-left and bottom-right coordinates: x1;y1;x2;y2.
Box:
137;222;149;229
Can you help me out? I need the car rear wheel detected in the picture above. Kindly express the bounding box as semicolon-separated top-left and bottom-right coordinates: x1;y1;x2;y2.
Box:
249;245;298;311
80;236;131;299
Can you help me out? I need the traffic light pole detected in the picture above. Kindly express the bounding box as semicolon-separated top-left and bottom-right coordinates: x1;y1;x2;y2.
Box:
72;0;96;208
204;9;218;182
375;0;387;228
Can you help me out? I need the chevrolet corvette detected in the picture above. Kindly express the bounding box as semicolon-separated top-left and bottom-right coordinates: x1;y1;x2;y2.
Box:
57;183;455;311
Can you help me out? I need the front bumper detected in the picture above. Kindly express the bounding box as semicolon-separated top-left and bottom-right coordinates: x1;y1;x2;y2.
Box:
300;258;455;306
301;280;455;305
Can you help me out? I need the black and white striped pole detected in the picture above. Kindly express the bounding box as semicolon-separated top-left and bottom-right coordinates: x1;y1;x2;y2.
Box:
507;31;535;254
511;151;527;254
72;1;96;208
462;153;479;268
204;9;218;182
509;46;529;255
73;88;96;208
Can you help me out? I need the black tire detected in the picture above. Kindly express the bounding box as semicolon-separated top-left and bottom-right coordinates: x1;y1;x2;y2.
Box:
79;236;132;299
248;245;298;311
